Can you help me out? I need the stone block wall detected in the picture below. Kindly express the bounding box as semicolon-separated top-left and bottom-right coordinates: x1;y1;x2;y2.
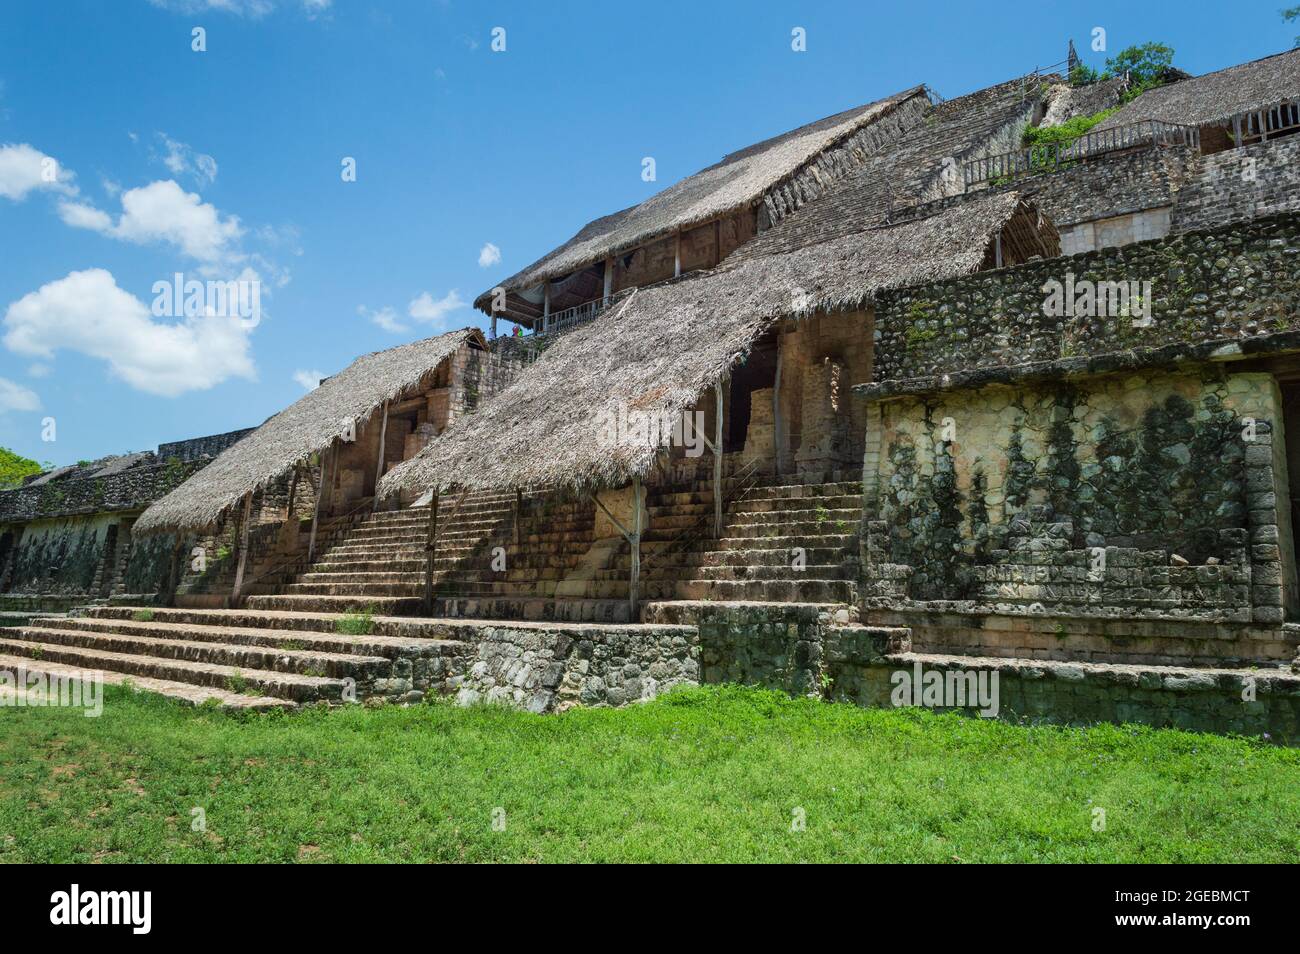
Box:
833;652;1300;743
643;601;908;694
1059;207;1172;256
448;621;700;713
1172;137;1300;234
861;367;1295;629
156;427;253;463
868;214;1300;391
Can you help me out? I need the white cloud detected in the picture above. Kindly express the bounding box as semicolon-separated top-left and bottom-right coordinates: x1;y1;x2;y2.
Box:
407;289;466;330
3;268;255;397
359;304;407;334
154;133;218;186
27;363;50;378
0;143;77;201
57;200;112;231
293;368;325;391
478;242;501;268
147;0;330;17
58;180;243;264
0;377;40;414
360;290;466;335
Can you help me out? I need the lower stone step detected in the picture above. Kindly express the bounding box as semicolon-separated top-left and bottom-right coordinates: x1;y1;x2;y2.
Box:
0;637;348;703
0;653;292;710
245;594;425;615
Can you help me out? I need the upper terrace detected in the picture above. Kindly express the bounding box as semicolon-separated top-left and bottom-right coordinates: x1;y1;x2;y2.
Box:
474;85;933;334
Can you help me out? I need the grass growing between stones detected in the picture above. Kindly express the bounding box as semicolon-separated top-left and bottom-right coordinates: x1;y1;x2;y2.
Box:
1;684;1297;863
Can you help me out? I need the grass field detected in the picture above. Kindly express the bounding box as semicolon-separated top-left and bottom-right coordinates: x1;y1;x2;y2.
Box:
1;684;1297;863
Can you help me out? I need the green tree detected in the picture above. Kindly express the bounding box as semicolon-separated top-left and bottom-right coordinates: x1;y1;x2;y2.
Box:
0;446;43;489
1286;6;1300;46
1103;42;1176;102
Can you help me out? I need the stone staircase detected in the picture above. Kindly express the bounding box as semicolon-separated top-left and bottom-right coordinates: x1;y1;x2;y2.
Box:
245;491;519;614
0;605;472;709
243;473;861;618
0;604;700;712
585;476;863;604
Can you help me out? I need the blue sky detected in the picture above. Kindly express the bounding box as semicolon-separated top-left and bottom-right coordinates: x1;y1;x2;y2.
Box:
0;0;1294;466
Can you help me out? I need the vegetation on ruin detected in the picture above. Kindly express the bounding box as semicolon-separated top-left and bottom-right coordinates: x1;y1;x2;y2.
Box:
0;446;43;490
2;684;1296;863
335;607;376;636
1021;107;1119;151
1066;42;1176;104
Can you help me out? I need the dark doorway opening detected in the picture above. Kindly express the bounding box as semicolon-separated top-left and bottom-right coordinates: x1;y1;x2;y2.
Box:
725;333;778;453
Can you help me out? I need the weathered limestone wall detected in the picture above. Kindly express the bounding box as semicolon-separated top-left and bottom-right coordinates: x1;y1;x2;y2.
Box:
1172;137;1300;234
156;428;253;463
643;601;907;693
868;215;1300;393
448;621;699;713
0;458;207;524
862;368;1294;632
833;653;1300;743
4;513;120;595
1059;206;1172;256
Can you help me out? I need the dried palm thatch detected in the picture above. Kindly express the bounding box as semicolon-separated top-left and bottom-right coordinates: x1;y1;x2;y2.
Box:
134;328;484;534
472;85;929;310
1097;48;1300;130
382;193;1038;498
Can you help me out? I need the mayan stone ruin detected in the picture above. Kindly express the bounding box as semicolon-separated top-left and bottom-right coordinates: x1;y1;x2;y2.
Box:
4;45;1300;741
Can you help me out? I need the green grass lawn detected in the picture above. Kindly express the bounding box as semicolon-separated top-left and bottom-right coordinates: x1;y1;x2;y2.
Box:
2;684;1297;863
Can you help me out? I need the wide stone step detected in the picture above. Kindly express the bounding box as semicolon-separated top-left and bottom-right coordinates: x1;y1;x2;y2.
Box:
728;507;860;526
246;594;424;614
646;532;857;550
432;596;634;624
89;605;438;638
7;625;389;679
685;563;850;581
297;571;429;585
0;653;292;710
732;494;861;514
697;546;854;567
712;518;859;538
283;581;425;597
44;614;462;659
672;578;856;602
0;637;349;703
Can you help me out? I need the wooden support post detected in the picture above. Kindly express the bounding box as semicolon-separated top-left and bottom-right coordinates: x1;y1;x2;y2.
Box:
232;491;252;604
673;232;682;278
373;399;389;500
491;314;498;339
308;443;332;562
423;491;440;613
714;381;725;538
714;219;722;266
772;338;784;477
603;256;614;304
286;464;300;521
542;280;551;334
994;232;1003;268
629;476;642;620
514;487;522;547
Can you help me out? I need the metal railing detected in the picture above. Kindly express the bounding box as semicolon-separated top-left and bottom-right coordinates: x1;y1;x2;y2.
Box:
530;287;635;338
964;119;1200;188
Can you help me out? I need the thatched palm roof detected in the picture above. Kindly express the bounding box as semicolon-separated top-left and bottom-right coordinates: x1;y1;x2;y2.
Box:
1096;48;1300;130
382;193;1036;497
135;328;484;534
472;85;929;312
730;76;1046;260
